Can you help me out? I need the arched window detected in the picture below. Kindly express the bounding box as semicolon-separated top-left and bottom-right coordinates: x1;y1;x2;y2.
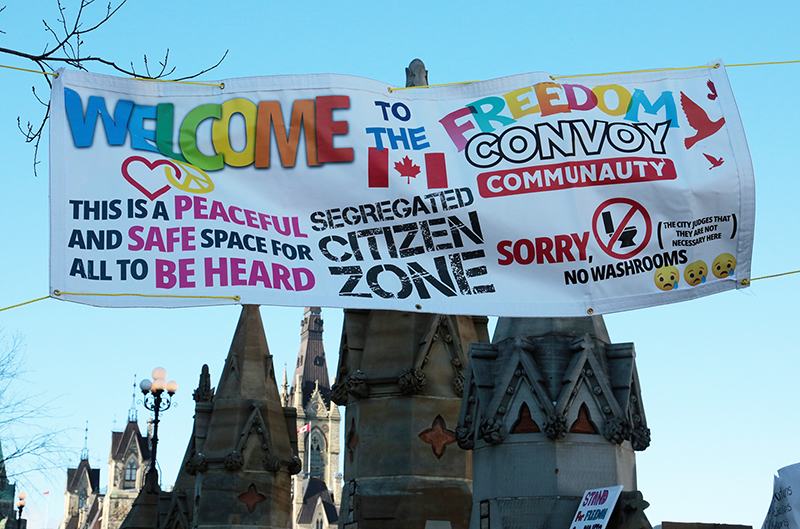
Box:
124;458;137;488
78;489;88;510
309;432;325;478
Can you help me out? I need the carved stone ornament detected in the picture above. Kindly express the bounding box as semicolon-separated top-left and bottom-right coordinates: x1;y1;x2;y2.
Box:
397;367;426;395
478;418;506;445
193;364;215;403
184;452;207;475
288;455;303;475
608;490;653;529
330;380;349;405
603;417;632;445
263;454;283;473
543;414;568;440
345;370;370;399
225;450;244;470
455;426;474;450
406;58;428;88
453;372;465;397
630;424;651;451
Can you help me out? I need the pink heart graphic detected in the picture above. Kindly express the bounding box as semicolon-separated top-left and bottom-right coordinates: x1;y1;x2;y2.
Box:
121;156;181;201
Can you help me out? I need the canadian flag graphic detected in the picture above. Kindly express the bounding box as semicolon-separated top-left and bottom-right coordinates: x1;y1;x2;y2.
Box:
368;148;448;189
297;423;311;434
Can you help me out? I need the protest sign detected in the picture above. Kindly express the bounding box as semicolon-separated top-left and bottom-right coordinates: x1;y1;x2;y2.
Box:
570;485;623;529
763;463;800;529
49;62;754;315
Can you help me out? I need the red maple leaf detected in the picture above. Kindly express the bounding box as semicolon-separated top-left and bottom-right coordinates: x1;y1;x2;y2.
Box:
394;156;421;184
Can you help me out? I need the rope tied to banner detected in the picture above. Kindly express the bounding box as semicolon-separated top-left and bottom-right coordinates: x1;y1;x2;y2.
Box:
4;58;800;92
52;290;240;301
739;269;800;286
0;296;50;312
1;270;798;312
386;59;800;92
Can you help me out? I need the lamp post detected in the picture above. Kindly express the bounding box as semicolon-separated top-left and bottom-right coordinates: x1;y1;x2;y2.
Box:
139;367;178;494
16;492;25;529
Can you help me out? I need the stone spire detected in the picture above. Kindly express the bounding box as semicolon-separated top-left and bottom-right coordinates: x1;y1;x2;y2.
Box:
333;309;489;529
121;305;301;529
80;421;89;461
280;365;289;407
128;376;138;423
289;308;341;528
457;315;651;529
289;307;332;409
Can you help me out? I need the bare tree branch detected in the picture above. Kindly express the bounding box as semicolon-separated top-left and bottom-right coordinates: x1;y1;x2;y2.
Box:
0;0;228;176
0;330;73;491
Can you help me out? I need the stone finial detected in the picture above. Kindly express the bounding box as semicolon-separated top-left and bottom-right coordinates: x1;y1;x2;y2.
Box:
193;364;214;403
406;59;428;87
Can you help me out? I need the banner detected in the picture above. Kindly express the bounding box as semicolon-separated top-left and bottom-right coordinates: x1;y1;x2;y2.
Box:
49;62;754;316
763;463;800;529
570;485;623;529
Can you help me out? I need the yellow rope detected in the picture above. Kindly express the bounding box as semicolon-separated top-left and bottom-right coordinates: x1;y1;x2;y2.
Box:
132;77;224;89
4;59;800;91
391;59;800;90
728;59;800;68
388;80;481;93
53;290;240;301
2;267;799;311
740;269;800;286
0;296;49;312
0;64;58;76
551;63;718;80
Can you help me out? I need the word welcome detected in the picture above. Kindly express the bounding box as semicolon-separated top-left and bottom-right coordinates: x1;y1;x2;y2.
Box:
64;88;354;171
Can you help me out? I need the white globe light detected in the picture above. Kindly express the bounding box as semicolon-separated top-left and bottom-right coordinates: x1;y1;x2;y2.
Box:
139;379;152;393
166;380;178;394
152;367;167;380
152;378;167;392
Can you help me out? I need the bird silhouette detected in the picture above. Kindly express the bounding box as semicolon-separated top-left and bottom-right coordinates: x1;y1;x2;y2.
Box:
703;153;724;169
707;80;718;100
681;92;726;149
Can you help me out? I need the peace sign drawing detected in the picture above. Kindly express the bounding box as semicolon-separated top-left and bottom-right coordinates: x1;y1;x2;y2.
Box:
166;160;215;194
121;156;215;200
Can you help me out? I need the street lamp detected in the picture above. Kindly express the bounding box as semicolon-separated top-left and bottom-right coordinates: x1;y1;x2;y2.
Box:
139;367;178;494
16;491;25;529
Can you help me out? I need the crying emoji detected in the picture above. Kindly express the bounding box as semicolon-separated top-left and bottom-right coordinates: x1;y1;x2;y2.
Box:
654;265;680;291
683;260;708;287
712;253;736;278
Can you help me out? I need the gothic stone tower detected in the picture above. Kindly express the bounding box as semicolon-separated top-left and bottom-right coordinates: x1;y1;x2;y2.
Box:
333;309;489;529
59;454;101;529
120;305;302;529
282;307;341;529
101;419;151;529
456;316;650;529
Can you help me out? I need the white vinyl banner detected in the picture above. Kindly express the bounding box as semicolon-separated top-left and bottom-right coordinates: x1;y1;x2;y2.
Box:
49;62;754;315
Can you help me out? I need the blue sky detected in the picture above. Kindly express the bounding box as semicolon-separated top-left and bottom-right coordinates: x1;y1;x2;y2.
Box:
2;0;800;527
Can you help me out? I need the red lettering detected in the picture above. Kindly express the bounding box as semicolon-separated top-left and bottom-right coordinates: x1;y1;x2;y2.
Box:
316;95;354;163
497;240;514;265
513;239;535;264
534;237;555;264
